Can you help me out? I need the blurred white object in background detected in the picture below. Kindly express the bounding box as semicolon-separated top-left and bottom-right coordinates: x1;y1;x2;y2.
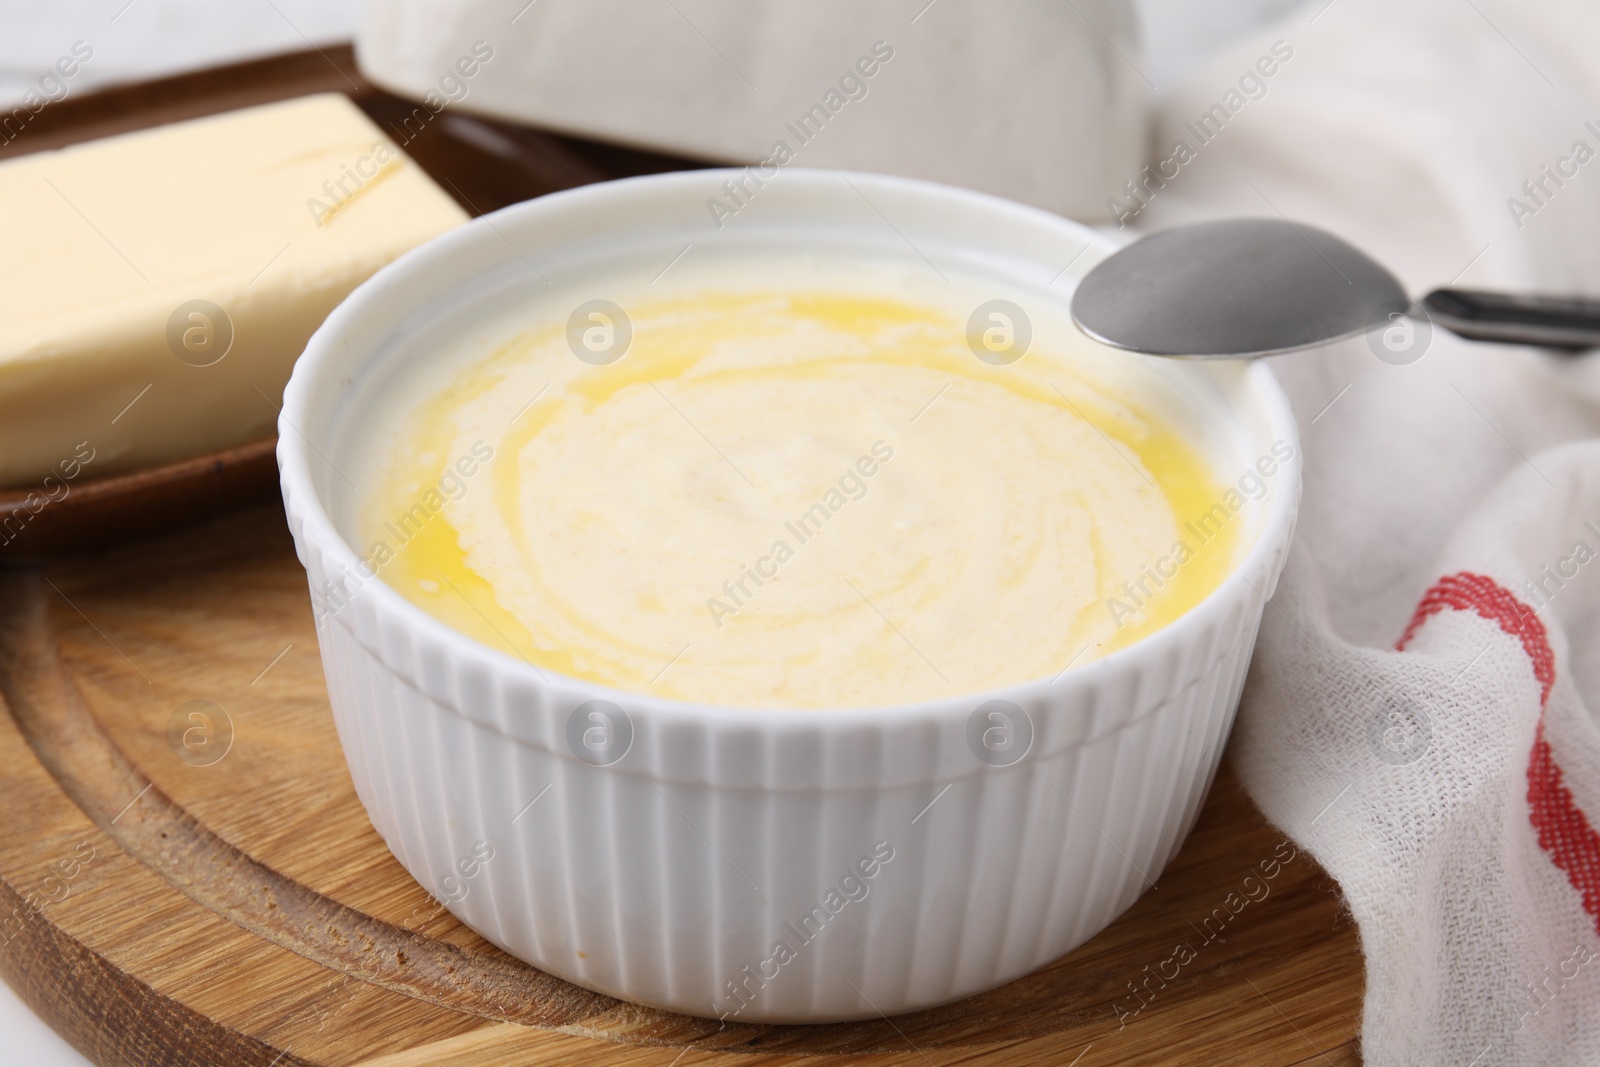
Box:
0;0;1302;115
355;0;1144;222
1135;0;1309;86
0;0;362;107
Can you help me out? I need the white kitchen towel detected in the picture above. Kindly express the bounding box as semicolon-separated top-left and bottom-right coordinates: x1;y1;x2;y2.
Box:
1133;0;1600;1063
354;0;1143;221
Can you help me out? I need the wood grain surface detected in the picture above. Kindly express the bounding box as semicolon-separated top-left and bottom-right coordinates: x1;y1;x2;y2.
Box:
0;437;279;560
0;505;1364;1066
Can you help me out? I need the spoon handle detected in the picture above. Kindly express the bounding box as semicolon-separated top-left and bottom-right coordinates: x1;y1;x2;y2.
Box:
1422;288;1600;351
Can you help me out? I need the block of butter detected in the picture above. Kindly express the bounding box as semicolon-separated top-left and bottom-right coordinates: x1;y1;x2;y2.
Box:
0;93;467;488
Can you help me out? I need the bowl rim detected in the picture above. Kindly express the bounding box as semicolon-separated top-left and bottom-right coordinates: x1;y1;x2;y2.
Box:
279;166;1300;730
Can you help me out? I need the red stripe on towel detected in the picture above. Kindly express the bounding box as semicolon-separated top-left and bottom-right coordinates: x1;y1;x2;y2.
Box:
1398;572;1599;930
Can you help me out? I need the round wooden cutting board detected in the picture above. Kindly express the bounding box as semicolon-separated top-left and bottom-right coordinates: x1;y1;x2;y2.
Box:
0;505;1363;1066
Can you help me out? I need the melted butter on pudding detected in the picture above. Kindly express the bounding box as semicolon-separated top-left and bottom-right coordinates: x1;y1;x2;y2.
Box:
350;260;1243;709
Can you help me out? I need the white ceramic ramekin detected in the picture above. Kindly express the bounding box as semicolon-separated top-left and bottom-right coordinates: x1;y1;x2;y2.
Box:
279;168;1300;1023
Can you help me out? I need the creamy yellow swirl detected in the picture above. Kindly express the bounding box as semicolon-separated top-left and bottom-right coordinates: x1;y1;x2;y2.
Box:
351;263;1239;709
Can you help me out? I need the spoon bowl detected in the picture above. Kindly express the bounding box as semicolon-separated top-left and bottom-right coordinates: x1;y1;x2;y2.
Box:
1071;218;1407;359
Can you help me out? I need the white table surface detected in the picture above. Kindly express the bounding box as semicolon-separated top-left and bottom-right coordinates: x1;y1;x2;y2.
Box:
0;0;1300;1062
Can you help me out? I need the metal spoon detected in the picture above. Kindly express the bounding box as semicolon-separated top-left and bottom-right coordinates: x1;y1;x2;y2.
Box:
1070;218;1600;358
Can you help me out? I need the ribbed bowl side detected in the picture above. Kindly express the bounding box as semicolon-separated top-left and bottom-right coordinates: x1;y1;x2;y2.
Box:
303;553;1264;1022
276;170;1301;1024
